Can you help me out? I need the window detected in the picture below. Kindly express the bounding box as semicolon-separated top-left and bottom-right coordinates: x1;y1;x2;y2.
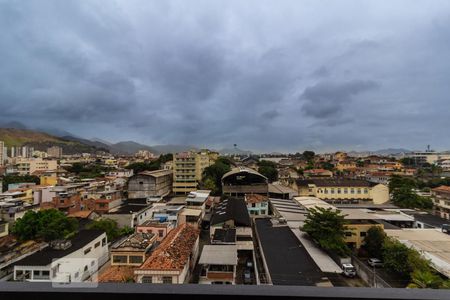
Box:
74;272;79;278
33;270;40;276
113;255;128;264
130;256;143;264
344;188;348;194
324;189;328;194
345;232;352;237
162;276;173;284
102;237;107;246
95;241;100;248
42;271;50;277
350;188;355;194
360;232;367;237
142;276;153;283
337;188;341;194
364;188;368;194
158;230;164;238
331;188;335;194
357;188;361;194
84;247;91;255
252;203;256;207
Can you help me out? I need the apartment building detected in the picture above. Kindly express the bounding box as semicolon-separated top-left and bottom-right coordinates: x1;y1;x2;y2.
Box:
14;158;58;175
432;186;450;220
293;179;389;205
173;150;218;194
47;146;63;158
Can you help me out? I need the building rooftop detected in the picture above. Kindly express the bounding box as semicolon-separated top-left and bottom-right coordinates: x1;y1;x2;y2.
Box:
255;218;325;286
385;229;450;278
245;194;268;204
432;185;450;193
409;213;449;228
138;224;199;271
212;228;236;244
98;266;135;283
210;198;251;227
198;245;238;266
137;170;173;178
13;230;104;267
112;233;155;252
296;179;377;188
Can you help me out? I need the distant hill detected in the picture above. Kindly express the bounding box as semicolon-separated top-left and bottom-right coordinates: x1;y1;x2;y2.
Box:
0;128;108;155
108;141;156;155
219;147;253;156
151;144;198;154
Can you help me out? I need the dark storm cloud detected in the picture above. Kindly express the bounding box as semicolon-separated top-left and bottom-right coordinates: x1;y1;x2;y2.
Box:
1;0;450;152
301;80;379;119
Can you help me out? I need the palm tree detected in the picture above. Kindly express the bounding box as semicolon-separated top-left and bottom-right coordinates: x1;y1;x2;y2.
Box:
407;270;442;289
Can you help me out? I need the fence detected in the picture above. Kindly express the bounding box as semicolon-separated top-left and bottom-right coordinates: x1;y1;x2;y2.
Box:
351;255;391;288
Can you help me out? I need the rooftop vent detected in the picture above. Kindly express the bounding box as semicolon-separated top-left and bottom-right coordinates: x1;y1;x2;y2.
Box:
50;239;72;250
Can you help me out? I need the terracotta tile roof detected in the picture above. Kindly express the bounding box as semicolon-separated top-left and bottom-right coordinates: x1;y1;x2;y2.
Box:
245;194;268;204
68;210;94;219
138;224;199;271
433;185;450;193
98;266;135;282
303;169;329;174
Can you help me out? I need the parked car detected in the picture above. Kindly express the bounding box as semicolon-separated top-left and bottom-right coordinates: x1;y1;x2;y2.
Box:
368;258;383;267
246;259;253;269
243;270;252;284
442;224;450;234
342;263;356;277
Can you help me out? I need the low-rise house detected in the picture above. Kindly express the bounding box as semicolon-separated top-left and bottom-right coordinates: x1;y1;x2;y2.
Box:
303;169;333;178
111;232;156;266
432;186;450;220
198;245;238;284
135;224;199;284
13;230;108;283
104;202;154;228
210;198;253;251
136;220;174;242
0;220;8;238
244;194;269;216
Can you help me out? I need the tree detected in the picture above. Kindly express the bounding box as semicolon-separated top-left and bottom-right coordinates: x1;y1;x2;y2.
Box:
302;207;350;256
126;153;173;174
388;175;417;193
364;226;386;258
2;175;40;191
407;270;443;289
391;186;433;209
87;218;133;241
12;209;78;242
257;160;278;183
201;157;232;195
302;151;315;162
382;238;411;278
320;161;335;171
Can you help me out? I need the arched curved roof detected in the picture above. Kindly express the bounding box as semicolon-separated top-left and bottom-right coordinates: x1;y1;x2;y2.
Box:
221;167;267;181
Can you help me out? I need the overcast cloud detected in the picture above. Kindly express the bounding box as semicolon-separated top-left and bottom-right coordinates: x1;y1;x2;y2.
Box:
1;0;450;152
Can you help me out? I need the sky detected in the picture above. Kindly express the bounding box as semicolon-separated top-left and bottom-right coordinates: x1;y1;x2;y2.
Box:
1;0;450;153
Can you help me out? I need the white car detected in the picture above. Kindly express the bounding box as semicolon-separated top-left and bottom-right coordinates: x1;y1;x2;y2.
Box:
368;258;383;267
342;263;356;277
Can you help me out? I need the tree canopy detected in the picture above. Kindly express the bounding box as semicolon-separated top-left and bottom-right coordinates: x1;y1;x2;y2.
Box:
12;209;78;242
86;218;133;241
257;160;278;183
364;226;386;258
302;150;315;162
126;153;173;174
302;207;350;256
2;174;40;191
201;157;232;195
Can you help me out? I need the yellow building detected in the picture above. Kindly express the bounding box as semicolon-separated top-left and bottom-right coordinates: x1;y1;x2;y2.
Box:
295;197;384;250
173;150;218;194
294;178;389;204
14;158;58;175
40;174;58;186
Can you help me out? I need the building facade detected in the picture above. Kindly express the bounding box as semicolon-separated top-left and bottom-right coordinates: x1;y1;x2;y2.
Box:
173;150;218;194
432;186;450;220
127;170;173;199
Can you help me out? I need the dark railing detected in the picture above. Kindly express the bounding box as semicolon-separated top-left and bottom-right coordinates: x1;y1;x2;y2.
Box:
0;282;449;300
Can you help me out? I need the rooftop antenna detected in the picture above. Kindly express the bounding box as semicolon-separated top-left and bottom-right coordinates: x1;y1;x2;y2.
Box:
427;144;430;152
